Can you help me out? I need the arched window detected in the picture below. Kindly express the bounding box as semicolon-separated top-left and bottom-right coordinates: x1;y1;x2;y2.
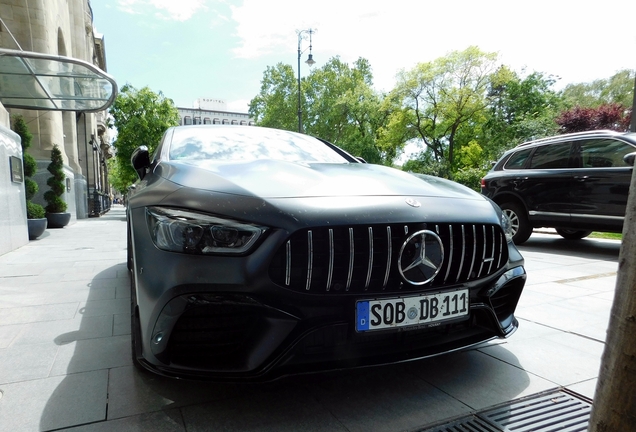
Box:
184;116;192;125
204;117;211;124
240;121;247;125
194;117;201;125
222;119;230;125
231;120;238;125
213;118;220;124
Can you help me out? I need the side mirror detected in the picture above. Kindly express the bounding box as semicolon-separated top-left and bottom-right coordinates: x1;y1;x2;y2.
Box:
131;146;150;180
623;152;636;167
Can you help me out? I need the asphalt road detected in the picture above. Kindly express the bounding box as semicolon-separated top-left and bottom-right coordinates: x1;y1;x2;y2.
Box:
0;209;621;431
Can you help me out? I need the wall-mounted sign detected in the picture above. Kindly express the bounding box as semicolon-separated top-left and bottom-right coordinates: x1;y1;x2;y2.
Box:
9;156;23;183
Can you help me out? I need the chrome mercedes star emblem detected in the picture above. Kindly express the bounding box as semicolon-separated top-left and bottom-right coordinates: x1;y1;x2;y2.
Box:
398;230;444;285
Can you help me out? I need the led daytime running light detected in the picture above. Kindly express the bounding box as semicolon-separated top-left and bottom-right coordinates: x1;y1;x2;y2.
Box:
146;207;266;255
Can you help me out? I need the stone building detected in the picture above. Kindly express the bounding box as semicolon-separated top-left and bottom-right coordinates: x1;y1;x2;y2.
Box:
178;98;254;126
0;0;115;256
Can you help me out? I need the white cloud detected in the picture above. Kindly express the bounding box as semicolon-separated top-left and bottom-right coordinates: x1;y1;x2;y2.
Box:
229;0;636;91
117;0;207;21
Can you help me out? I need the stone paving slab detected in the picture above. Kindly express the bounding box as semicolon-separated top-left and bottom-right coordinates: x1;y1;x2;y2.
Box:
0;208;620;431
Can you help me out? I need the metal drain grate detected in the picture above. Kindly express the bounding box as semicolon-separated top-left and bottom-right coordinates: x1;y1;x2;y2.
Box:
420;389;592;432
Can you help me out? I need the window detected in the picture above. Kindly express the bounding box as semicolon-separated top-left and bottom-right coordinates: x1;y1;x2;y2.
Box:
194;117;201;125
184;116;192;125
504;148;532;169
529;143;571;169
222;119;229;125
240;121;247;126
213;118;220;124
231;120;238;125
204;117;211;124
577;139;636;168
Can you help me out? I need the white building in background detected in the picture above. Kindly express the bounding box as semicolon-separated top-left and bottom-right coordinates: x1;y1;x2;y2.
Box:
177;98;255;127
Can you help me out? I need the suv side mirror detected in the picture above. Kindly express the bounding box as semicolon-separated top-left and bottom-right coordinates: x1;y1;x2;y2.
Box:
623;152;636;167
131;146;151;180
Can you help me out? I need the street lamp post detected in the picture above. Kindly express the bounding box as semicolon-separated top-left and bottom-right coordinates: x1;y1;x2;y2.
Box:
297;29;315;133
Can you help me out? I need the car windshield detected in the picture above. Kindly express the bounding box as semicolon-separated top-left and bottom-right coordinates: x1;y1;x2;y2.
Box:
168;126;350;164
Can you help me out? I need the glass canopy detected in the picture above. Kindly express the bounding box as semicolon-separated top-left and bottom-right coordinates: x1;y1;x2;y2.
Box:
0;48;117;112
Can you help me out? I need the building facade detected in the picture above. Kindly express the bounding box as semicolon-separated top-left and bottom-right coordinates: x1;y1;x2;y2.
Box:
178;98;255;127
0;0;112;255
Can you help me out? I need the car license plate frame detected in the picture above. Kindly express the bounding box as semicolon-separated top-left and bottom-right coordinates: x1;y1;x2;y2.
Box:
355;288;469;332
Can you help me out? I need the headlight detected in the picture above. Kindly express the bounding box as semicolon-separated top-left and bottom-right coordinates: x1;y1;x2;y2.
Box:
146;206;267;255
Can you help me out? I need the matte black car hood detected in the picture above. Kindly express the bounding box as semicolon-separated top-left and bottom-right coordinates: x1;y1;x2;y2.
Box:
156;159;482;201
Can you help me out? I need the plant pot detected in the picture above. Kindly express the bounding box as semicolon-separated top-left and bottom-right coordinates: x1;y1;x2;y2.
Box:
46;212;71;229
27;218;48;240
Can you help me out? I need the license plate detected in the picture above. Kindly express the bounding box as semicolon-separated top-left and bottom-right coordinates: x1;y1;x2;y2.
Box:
355;289;469;332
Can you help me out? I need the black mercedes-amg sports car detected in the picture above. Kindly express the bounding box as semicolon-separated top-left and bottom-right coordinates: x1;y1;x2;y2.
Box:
127;125;526;381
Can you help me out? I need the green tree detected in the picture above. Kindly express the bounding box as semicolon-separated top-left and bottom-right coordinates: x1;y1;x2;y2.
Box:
304;57;397;164
484;67;562;160
249;57;399;165
562;69;635;108
389;46;498;171
109;85;180;188
249;63;298;131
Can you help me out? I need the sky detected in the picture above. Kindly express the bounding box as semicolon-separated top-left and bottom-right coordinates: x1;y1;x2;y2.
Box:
91;0;636;114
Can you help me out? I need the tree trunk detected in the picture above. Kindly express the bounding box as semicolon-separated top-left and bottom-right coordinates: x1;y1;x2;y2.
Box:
588;155;636;430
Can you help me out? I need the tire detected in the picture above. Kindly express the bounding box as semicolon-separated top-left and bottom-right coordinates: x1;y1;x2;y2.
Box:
555;228;592;240
499;201;532;245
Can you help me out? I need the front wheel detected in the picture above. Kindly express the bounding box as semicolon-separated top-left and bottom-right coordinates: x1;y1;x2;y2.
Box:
555;228;592;240
499;201;532;245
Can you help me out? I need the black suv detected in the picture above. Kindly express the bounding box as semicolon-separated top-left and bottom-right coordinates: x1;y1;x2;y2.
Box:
481;130;636;244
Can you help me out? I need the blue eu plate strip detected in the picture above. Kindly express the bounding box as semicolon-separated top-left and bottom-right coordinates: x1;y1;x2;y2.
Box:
356;301;370;331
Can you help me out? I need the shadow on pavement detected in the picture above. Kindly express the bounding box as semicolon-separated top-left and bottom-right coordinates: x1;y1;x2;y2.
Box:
519;234;620;261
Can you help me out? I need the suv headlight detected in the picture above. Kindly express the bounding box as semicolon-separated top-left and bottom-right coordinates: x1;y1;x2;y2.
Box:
146;206;267;255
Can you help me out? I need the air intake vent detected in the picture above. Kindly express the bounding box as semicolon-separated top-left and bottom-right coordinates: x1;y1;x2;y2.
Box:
269;222;508;294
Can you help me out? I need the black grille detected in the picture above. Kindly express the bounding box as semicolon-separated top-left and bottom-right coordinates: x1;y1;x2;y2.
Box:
269;223;508;294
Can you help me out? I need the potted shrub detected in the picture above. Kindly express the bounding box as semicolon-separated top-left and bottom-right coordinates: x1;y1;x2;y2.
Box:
12;115;47;240
44;144;71;228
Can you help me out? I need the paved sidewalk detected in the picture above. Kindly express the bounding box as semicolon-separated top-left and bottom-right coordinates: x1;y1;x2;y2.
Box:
0;206;620;431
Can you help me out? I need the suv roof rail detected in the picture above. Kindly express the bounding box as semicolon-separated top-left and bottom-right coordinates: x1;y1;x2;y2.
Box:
516;130;622;148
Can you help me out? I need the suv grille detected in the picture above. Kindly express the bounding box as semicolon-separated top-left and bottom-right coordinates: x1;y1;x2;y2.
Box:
269;223;508;294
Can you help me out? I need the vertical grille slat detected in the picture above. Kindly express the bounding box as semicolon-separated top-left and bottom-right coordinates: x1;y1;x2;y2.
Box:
285;240;291;286
488;226;495;274
383;226;392;288
444;225;453;283
467;225;477;280
346;227;354;291
478;225;487;278
365;227;374;289
456;225;466;283
326;229;334;291
305;230;313;291
271;222;508;295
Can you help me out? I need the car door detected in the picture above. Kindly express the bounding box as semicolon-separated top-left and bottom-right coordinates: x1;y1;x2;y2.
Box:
569;138;634;229
519;141;576;226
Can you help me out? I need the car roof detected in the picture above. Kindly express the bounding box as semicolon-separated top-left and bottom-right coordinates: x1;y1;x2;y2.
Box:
515;130;629;148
